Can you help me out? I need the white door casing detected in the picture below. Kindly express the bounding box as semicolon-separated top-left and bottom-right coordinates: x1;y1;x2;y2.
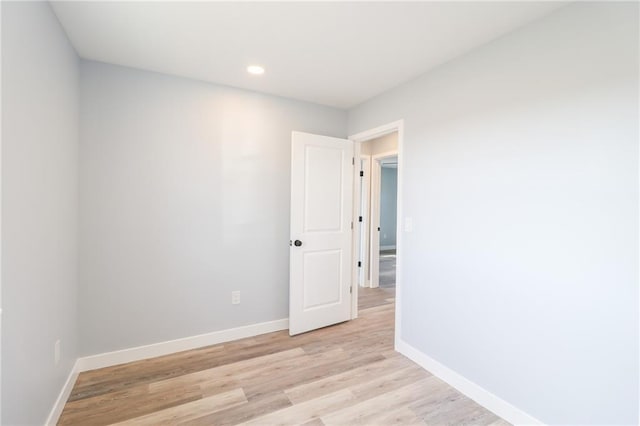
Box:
289;131;354;336
358;156;371;287
370;158;381;288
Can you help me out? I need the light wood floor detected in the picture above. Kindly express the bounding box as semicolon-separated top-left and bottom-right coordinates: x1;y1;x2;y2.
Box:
59;287;507;425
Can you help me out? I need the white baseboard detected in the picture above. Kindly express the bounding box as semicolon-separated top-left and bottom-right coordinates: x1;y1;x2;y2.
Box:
77;318;289;372
45;360;80;426
396;339;543;426
380;245;396;251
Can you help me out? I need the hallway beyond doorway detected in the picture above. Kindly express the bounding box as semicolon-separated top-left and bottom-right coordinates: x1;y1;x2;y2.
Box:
379;249;396;289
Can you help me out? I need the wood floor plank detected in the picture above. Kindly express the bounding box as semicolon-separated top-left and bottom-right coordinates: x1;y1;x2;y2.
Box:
148;347;306;395
284;355;414;404
240;389;357;425
321;377;436;425
69;344;228;401
359;407;426;426
241;351;385;400
71;334;306;402
299;419;325;426
408;378;463;417
112;388;247;425
349;365;431;402
59;381;202;425
418;392;500;426
488;418;513;426
181;392;292;426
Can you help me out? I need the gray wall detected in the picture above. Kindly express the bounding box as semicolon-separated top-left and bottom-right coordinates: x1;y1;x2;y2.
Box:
1;2;80;424
380;167;397;248
349;2;638;424
79;61;347;355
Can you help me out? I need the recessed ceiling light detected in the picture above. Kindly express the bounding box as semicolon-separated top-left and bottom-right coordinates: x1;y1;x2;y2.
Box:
247;65;265;75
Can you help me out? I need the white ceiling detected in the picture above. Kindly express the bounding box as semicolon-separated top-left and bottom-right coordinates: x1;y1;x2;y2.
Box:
51;1;566;109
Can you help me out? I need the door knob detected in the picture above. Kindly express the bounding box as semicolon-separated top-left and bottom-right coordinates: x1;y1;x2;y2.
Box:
294;240;303;247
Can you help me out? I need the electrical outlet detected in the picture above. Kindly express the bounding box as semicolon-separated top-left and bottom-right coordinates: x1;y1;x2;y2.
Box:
231;291;241;305
54;340;61;365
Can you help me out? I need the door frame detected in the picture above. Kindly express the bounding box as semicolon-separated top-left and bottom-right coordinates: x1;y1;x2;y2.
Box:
349;120;404;351
357;155;372;288
369;151;398;289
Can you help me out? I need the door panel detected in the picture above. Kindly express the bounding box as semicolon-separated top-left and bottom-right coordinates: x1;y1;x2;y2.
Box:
303;250;342;309
304;145;344;232
290;131;353;335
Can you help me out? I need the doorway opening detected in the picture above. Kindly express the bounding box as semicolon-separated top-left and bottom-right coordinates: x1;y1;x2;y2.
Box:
350;121;403;346
378;157;398;290
357;148;397;310
357;133;397;298
367;152;397;292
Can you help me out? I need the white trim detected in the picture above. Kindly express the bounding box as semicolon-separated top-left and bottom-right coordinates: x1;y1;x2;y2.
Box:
349;119;404;350
0;2;3;419
357;155;372;288
350;142;361;319
45;360;80;426
369;157;381;288
350;120;404;143
396;123;404;350
397;339;543;426
380;245;396;251
372;150;398;160
76;318;288;372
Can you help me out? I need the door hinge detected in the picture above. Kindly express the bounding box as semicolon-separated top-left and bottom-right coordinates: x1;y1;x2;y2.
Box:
359;170;364;177
352;157;355;165
350;285;353;294
357;261;362;267
351;221;353;229
358;216;363;222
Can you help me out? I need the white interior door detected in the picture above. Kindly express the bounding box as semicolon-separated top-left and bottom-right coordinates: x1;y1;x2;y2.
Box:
290;131;354;336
